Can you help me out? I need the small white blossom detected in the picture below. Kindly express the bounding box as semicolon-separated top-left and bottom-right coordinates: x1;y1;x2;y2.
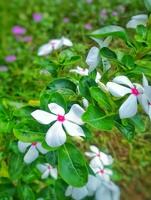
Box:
18;141;48;164
31;103;85;147
85;145;113;167
139;74;151;119
126;14;148;29
107;75;144;119
37;163;57;179
70;66;101;83
38;37;72;56
90;159;113;182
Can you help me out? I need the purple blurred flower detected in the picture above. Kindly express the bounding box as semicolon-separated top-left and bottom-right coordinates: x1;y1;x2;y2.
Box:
33;13;43;22
84;23;93;30
63;17;70;23
86;0;93;4
0;65;8;72
117;5;125;14
22;36;33;42
112;11;118;17
5;55;16;63
12;26;26;35
100;9;108;21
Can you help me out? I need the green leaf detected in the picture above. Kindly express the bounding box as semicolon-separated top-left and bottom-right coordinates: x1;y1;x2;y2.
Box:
115;120;135;141
58;143;88;187
40;91;67;112
55;179;68;200
82;105;114;131
121;54;135;69
79;76;97;100
17;185;35;200
90;25;128;41
8;153;24;180
13;119;45;142
144;0;151;11
47;78;77;93
0;184;15;198
130;114;146;133
90;87;112;111
100;47;117;59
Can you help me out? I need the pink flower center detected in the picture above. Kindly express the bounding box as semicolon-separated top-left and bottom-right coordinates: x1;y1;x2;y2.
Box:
32;142;37;146
148;102;151;106
48;165;51;170
131;87;140;96
96;153;100;157
51;41;56;49
99;169;104;174
57;115;65;122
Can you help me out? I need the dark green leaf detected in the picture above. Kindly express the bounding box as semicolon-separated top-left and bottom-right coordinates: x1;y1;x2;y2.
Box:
100;47;117;59
82;105;114;131
58;143;88;187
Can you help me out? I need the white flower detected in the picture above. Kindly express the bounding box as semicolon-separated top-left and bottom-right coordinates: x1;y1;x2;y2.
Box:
18;141;48;164
85;145;113;167
86;47;100;72
65;175;100;200
82;98;89;108
139;74;151;119
70;66;101;83
126;14;148;29
90;159;113;182
107;75;143;119
37;163;58;179
31;103;85;147
95;180;120;200
38;37;72;56
86;37;112;72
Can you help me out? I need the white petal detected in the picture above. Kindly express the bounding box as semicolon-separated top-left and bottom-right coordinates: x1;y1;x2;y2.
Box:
62;37;73;46
38;43;52;56
95;184;112;200
72;186;88;200
142;74;148;87
148;106;151;120
50;168;58;179
99;152;113;166
90;159;104;171
86;47;100;72
49;39;63;50
48;103;65;116
90;145;99;154
36;143;48;154
85;152;96;158
132;14;148;20
119;94;137;119
18;141;31;153
41;169;50;179
45;121;66;147
24;146;39;164
82;98;89;108
86;175;101;193
65;104;84;125
107;82;131;97
144;86;151;100
138;94;149;114
37;164;47;173
95;72;102;83
63;121;85;137
65;186;73;197
70;66;88;76
102;181;121;200
31;110;57;125
113;76;133;88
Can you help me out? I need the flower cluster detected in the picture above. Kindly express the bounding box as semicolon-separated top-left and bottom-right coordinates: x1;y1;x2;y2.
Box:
66;145;120;200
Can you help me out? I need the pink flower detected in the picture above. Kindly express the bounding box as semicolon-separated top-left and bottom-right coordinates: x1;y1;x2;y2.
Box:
33;13;43;22
84;23;92;30
22;36;33;42
5;55;16;63
12;26;26;35
63;17;70;23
